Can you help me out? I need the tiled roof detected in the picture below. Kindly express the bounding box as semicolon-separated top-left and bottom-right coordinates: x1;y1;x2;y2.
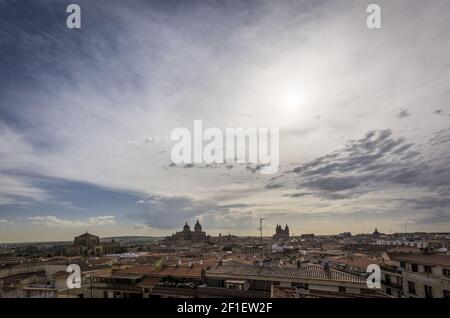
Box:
3;271;46;286
392;254;450;267
88;268;113;278
75;232;99;239
206;264;366;284
138;277;162;287
114;264;205;279
52;271;70;278
333;255;383;269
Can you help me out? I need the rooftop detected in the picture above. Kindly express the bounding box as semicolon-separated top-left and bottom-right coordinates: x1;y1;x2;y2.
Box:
207;264;366;284
113;264;206;279
333;255;384;269
392;254;450;267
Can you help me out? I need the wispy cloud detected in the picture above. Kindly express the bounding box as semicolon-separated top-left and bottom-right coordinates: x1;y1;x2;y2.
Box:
130;195;256;230
1;0;450;238
27;215;115;227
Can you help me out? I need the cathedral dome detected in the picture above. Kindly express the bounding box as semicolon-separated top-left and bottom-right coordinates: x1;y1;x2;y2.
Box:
183;222;191;232
194;219;202;232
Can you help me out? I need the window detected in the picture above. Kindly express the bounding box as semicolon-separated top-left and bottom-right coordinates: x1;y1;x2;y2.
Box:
385;274;391;284
386;287;391;295
424;285;433;298
443;268;450;277
444;290;450;298
408;281;416;294
400;262;406;269
424;265;432;273
411;263;419;272
338;286;346;293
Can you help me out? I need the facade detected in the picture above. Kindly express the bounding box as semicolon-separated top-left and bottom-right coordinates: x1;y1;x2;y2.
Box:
71;232;121;257
74;232;100;249
381;267;403;298
375;239;429;249
166;220;210;245
273;224;290;240
392;254;450;298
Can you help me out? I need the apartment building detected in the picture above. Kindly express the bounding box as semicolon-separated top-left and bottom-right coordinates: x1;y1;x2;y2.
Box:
392;254;450;298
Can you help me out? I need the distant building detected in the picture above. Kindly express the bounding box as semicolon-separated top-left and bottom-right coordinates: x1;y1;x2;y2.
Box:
338;232;352;238
166;220;211;245
301;234;315;241
70;232;120;257
273;224;290;240
74;232;100;250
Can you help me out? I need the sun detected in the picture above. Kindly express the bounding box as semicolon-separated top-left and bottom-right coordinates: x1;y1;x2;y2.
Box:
283;90;304;111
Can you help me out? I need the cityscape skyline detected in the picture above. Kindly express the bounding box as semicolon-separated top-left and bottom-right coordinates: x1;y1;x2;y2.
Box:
1;0;450;302
0;220;444;244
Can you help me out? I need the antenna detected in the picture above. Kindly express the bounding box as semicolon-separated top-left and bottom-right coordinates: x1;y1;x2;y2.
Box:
259;218;267;249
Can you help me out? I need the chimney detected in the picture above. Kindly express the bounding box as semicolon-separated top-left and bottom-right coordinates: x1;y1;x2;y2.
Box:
324;263;330;275
201;268;207;284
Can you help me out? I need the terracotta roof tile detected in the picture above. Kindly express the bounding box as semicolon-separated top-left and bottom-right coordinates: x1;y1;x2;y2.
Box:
392;254;450;267
207;264;366;284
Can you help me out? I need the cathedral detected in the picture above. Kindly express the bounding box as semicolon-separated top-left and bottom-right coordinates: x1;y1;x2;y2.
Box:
273;224;290;240
166;220;210;244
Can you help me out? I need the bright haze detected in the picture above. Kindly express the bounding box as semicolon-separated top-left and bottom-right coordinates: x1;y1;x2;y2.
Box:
0;0;449;242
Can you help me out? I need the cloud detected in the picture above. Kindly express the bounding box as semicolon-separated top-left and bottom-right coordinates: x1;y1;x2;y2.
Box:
429;129;450;146
285;130;421;197
398;195;450;210
0;172;48;205
265;183;283;189
130;194;255;230
397;109;411;118
2;0;450;238
198;209;258;230
27;215;116;227
271;129;450;208
413;211;450;225
132;224;148;230
88;216;116;225
284;192;313;198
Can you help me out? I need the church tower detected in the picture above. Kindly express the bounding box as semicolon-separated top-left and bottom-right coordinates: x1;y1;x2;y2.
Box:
194;219;202;232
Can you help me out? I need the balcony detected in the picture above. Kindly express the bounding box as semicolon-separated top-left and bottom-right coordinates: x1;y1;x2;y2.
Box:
381;280;402;290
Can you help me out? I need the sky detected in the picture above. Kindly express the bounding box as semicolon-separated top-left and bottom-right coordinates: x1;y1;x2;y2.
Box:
0;0;450;242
